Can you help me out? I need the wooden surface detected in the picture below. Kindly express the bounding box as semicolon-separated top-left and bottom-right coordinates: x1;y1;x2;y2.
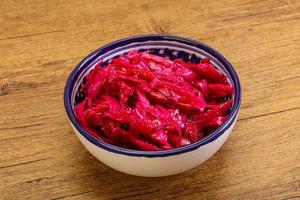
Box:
0;0;300;199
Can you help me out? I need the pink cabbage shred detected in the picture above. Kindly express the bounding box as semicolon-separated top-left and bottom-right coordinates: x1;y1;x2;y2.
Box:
75;51;234;151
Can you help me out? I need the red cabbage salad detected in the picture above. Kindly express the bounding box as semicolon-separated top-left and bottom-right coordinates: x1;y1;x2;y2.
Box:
75;51;234;151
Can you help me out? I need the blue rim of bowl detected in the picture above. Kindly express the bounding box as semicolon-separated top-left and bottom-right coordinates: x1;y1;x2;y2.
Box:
64;34;241;157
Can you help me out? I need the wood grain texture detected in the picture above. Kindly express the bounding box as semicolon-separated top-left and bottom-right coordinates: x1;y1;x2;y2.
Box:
0;0;299;199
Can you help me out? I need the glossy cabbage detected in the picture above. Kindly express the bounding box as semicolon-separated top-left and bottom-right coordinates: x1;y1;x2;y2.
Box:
75;51;234;151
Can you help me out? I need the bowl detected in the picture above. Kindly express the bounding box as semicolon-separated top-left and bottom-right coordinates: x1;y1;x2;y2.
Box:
64;34;241;177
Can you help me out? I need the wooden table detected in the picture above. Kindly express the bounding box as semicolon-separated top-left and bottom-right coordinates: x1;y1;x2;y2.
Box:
1;0;299;199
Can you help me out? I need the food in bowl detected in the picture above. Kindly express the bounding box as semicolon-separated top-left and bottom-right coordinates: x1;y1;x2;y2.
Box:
65;35;241;177
75;50;233;151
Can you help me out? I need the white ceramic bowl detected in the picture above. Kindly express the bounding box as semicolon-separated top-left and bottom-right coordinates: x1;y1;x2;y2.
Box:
64;35;241;177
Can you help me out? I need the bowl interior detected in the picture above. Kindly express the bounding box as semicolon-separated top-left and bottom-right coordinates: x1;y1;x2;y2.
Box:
65;35;241;157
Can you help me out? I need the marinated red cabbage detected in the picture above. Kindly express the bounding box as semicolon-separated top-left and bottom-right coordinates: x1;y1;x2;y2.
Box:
75;51;234;151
